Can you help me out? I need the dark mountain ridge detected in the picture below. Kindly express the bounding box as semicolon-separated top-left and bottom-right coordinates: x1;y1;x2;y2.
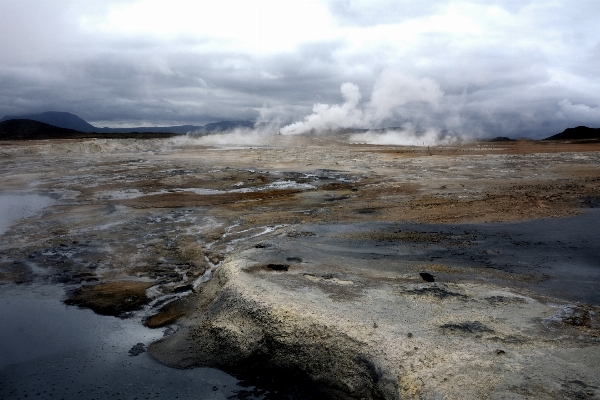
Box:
0;119;176;140
0;111;254;134
0;119;82;140
0;111;96;132
544;126;600;140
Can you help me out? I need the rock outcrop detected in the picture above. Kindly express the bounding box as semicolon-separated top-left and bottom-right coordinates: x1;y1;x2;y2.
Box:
149;241;600;399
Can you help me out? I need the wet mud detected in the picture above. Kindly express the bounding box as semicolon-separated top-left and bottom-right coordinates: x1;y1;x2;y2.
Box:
273;210;600;305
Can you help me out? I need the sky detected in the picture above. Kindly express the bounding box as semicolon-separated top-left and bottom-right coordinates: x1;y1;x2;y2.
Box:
0;0;599;138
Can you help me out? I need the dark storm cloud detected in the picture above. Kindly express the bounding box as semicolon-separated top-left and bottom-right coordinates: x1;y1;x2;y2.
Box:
1;0;599;137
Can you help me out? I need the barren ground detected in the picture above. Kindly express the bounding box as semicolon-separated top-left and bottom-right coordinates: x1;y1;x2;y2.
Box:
1;135;599;399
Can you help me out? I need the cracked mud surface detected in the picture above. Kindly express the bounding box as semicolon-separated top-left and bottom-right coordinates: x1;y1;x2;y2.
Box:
1;135;600;399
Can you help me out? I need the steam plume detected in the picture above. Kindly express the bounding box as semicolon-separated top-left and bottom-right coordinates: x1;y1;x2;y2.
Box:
173;126;276;147
279;69;458;145
350;125;461;146
279;82;364;135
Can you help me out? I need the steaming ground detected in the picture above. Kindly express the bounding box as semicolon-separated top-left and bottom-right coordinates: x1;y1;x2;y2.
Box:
349;128;462;146
274;71;479;145
1;134;600;399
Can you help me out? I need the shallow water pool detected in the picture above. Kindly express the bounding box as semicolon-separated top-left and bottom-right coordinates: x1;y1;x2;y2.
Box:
0;192;55;236
0;284;260;400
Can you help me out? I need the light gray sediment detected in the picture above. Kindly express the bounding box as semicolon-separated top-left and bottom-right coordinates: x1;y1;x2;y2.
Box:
149;229;600;399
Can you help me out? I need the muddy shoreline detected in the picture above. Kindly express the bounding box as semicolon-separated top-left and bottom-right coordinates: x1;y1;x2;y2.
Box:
1;136;599;399
0;284;264;400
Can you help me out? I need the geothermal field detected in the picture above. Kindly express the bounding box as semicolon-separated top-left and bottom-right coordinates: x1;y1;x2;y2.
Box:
1;134;599;399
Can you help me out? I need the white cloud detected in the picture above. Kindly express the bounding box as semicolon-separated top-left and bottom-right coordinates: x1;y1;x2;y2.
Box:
87;0;336;54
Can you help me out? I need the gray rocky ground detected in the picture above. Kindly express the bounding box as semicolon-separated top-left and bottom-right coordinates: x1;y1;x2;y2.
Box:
1;135;599;399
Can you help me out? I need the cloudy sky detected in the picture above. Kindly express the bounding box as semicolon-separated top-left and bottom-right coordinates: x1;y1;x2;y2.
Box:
1;0;599;137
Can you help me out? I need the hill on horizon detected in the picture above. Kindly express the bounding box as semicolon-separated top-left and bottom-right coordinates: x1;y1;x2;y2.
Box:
544;126;600;140
0;119;176;140
0;119;90;140
0;111;96;132
0;111;254;134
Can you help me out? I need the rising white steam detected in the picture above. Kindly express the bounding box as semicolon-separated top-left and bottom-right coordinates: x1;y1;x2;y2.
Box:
349;125;461;147
170;107;286;147
279;82;364;135
172;127;277;147
367;70;443;123
279;69;454;145
172;69;460;147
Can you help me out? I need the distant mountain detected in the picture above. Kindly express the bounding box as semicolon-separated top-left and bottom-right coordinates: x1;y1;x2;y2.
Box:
0;111;255;135
0;111;96;132
0;119;176;140
0;119;89;140
544;126;600;140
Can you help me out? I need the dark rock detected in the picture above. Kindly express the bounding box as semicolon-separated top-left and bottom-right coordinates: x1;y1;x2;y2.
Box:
355;208;379;214
440;321;494;334
267;263;289;271
485;296;526;305
582;196;600;208
128;342;146;356
419;272;435;282
406;286;467;300
325;196;350;202
287;231;316;238
561;306;594;327
173;284;193;293
163;326;179;337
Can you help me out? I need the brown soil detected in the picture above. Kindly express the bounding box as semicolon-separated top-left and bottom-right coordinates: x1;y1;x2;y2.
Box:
117;188;303;208
144;298;191;328
64;281;154;316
